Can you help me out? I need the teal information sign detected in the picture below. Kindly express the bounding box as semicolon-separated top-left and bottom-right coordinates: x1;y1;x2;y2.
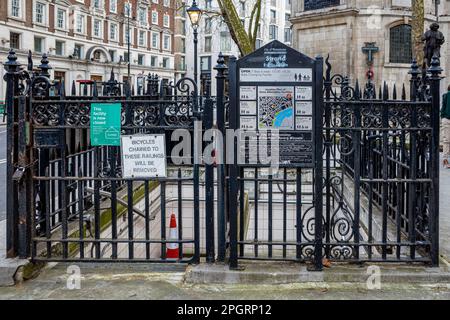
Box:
90;103;122;146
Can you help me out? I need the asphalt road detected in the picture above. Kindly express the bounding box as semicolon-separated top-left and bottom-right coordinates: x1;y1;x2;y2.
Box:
0;124;6;221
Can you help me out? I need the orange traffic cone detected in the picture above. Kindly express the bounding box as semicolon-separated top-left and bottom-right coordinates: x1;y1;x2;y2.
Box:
166;213;179;259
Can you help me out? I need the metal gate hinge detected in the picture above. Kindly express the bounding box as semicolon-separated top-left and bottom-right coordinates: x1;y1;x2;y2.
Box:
12;167;26;182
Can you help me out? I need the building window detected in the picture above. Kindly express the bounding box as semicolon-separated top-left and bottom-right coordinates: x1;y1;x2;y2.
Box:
163;14;170;28
110;23;118;41
256;39;263;49
205;0;212;10
204;36;212;52
163;34;171;50
56;9;66;29
138;8;147;25
181;38;186;53
93;0;101;9
304;0;340;11
180;56;186;70
220;31;231;52
11;0;21;18
201;56;211;72
10;32;20;49
110;0;117;13
204;17;212;34
125;26;131;44
55;41;64;56
164;0;170;7
34;37;44;53
152;32;159;48
152;0;159;3
138;54;145;65
151;56;157;67
74;44;83;58
389;24;412;64
124;2;132;17
35;2;45;24
270;10;276;23
162;57;169;68
93;19;102;37
139;31;146;46
152;11;158;25
124;52;130;63
76;14;85;33
269;25;278;40
284;27;292;43
109;50;116;62
240;1;245;16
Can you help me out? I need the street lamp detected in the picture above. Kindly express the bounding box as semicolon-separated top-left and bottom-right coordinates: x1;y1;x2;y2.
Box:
123;1;134;86
187;0;202;87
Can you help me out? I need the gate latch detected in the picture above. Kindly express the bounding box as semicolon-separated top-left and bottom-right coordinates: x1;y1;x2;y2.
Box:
12;167;26;182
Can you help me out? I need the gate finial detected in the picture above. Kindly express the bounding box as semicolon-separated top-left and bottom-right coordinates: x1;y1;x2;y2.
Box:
4;49;21;74
38;53;52;78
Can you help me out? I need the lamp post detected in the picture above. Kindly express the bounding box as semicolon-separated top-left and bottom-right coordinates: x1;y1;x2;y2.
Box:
187;0;202;87
123;1;135;86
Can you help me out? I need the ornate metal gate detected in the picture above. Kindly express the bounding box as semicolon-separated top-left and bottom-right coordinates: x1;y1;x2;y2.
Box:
4;50;203;262
4;48;441;268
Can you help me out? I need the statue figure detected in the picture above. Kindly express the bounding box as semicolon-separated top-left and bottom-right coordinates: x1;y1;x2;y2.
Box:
422;23;445;67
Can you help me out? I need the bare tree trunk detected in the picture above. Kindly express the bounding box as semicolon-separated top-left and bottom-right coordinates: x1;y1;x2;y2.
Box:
412;0;425;66
217;0;262;56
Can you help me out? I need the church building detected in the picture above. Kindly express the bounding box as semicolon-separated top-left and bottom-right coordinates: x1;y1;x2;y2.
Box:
291;0;449;93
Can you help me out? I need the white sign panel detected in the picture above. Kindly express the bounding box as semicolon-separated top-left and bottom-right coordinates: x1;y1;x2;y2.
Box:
295;86;313;100
121;135;167;178
240;116;257;130
240;101;257;115
296;101;313;115
296;117;313;131
240;68;313;82
240;86;257;100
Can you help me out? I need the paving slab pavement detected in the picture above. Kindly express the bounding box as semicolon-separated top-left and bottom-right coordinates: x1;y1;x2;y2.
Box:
0;263;448;300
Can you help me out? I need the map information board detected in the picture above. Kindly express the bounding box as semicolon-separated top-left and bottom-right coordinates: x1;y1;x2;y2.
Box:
236;40;317;167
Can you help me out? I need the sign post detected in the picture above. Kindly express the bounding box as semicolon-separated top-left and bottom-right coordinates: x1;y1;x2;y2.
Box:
90;103;122;146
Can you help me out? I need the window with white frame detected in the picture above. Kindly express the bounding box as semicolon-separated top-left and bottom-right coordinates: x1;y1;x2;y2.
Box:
110;23;118;41
34;37;44;53
110;0;117;13
163;34;171;50
139;30;146;46
138;7;147;25
55;40;65;56
164;0;170;7
125;2;132;17
35;1;46;24
152;32;159;48
93;19;102;37
125;26;132;44
138;54;145;65
151;56;157;67
56;8;66;29
163;14;170;28
152;0;159;4
76;14;85;33
93;0;101;9
11;0;22;18
220;31;231;52
152;11;158;24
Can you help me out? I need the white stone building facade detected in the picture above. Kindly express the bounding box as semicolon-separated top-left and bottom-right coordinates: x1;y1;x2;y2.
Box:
184;0;293;94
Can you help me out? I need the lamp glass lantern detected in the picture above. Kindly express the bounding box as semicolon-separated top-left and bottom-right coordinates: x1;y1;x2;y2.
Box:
187;1;202;29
